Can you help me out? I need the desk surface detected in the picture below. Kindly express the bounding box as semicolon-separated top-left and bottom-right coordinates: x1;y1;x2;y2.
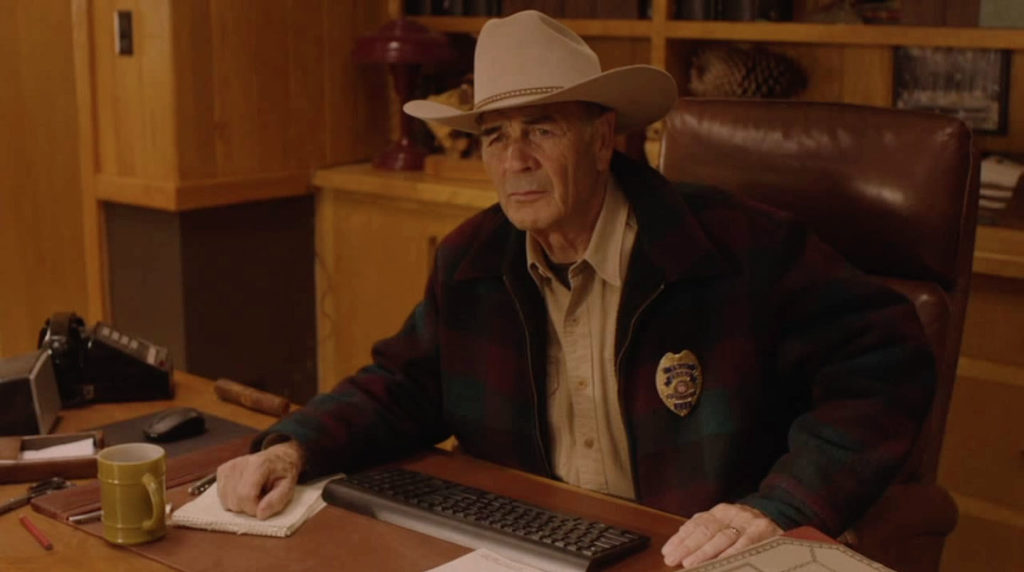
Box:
2;371;686;571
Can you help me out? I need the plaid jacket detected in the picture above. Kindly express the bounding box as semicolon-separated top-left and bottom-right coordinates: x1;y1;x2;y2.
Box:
262;153;935;536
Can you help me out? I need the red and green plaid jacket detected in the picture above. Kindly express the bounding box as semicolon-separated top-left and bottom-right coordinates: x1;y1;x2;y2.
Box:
261;153;934;536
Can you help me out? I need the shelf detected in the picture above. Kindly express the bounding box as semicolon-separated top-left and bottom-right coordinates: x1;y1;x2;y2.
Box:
411;16;653;37
413;15;1024;50
313;163;495;211
95;171;314;212
664;21;1024;49
313;166;1024;282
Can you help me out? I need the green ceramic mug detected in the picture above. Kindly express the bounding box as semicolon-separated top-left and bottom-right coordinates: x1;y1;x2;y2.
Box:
97;442;167;545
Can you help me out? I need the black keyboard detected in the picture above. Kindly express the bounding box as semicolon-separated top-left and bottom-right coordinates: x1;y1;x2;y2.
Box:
322;468;650;571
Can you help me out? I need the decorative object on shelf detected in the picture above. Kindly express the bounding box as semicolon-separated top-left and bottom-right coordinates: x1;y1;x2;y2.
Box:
979;155;1024;212
353;19;455;171
423;78;479;159
688;44;807;98
892;47;1010;135
644;119;664;168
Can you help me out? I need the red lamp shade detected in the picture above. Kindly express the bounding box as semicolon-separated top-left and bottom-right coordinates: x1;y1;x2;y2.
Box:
354;20;455;171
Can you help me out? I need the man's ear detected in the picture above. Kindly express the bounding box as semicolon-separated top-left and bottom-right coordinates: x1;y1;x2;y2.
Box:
595;110;616;171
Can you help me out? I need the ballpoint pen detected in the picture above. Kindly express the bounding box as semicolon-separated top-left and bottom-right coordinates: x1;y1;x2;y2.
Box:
188;473;217;495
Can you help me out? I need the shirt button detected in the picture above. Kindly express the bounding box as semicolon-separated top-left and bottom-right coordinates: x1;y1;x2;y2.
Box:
583;437;595;449
576;379;587;390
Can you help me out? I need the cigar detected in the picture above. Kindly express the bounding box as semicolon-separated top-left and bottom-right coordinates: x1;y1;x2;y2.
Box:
214;378;290;417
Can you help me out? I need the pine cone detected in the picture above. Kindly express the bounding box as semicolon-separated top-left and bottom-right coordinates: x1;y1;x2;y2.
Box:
688;45;807;99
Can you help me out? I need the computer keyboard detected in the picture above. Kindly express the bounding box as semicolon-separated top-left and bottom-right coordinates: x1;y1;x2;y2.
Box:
322;468;650;571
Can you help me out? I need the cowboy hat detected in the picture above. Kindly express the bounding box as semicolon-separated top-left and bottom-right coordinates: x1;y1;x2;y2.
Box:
403;10;678;134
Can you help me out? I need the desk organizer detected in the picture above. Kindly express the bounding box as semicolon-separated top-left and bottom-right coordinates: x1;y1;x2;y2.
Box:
0;431;103;483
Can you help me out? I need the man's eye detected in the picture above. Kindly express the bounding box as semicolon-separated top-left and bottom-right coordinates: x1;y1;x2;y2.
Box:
532;127;554;137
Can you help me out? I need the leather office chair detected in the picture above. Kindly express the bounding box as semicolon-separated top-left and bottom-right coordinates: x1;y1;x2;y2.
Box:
658;98;979;572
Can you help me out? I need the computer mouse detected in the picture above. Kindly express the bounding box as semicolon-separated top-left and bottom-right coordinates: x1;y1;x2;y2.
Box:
143;406;206;442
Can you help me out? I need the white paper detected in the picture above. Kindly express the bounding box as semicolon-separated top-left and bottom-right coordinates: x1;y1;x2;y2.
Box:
19;438;95;460
682;537;894;572
170;477;332;538
426;549;546;572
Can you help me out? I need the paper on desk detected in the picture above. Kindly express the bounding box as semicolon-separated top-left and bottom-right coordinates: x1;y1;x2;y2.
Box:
171;477;333;538
681;536;894;571
19;438;95;460
426;549;546;572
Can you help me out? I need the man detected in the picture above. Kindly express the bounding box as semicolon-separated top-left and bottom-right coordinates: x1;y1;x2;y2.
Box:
217;11;934;568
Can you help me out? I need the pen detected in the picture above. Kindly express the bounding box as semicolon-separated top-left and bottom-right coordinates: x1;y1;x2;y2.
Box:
68;509;103;524
188;473;217;495
19;515;53;551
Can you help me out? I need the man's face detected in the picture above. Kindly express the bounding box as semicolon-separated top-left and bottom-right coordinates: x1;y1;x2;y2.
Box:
479;102;615;237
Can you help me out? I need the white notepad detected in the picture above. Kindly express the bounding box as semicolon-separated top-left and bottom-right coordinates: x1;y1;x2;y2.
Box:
170;477;333;538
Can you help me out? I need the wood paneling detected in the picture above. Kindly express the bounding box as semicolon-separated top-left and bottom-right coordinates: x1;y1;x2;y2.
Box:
0;1;89;356
940;511;1024;572
92;0;177;180
86;0;390;206
938;375;1024;511
313;165;494;392
960;274;1024;368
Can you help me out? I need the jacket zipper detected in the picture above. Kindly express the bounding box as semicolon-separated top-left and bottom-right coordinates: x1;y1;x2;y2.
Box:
505;275;554;476
615;282;665;499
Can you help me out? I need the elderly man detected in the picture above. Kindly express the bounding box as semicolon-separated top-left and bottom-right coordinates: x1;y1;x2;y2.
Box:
217;10;933;568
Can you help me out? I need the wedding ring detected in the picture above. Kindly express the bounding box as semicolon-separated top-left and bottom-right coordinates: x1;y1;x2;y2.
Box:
724;526;742;536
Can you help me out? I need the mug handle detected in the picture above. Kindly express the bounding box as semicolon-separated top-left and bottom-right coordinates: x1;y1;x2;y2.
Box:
141;473;162;531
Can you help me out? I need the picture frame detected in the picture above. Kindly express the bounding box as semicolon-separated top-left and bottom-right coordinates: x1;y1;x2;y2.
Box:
892;46;1011;135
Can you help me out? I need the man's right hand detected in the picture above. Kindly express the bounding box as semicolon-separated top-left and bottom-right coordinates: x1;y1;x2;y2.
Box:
216;440;303;520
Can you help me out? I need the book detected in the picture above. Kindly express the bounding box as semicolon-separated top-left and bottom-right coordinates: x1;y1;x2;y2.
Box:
171;477;333;538
503;1;563;17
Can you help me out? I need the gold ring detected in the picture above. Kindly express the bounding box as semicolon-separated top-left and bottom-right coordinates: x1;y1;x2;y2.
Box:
724;526;742;536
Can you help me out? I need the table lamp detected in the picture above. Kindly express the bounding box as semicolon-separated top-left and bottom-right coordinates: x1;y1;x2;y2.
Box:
354;19;455;171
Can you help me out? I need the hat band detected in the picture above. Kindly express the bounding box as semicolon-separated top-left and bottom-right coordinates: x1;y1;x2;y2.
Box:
474;86;563;111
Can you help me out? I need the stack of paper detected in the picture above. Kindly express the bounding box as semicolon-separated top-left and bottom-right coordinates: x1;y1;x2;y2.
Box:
170;477;332;538
980;155;1023;211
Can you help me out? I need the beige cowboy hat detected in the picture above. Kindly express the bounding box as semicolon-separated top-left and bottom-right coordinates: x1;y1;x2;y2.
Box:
403;10;678;134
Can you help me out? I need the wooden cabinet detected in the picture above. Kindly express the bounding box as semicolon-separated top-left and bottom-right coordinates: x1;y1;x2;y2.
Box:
64;0;396;399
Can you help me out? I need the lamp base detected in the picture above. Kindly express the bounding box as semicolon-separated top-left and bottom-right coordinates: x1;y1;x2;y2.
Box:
372;141;429;171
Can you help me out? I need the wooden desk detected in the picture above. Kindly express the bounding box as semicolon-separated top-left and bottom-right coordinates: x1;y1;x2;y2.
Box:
1;371;686;571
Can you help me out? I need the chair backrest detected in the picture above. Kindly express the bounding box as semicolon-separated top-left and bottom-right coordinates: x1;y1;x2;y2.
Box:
659;98;979;483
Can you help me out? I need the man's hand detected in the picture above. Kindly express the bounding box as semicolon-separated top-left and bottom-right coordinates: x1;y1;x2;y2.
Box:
216;441;303;520
661;503;782;568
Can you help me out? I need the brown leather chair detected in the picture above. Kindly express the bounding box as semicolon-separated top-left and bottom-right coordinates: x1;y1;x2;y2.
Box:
658;98;979;572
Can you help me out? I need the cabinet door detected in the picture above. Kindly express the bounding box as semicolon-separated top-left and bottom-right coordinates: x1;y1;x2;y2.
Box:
316;191;484;392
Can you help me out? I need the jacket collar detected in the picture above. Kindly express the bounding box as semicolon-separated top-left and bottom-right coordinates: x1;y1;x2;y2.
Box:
454;152;728;283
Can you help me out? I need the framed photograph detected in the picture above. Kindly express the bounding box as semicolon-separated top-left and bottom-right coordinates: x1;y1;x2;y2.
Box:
892;46;1011;134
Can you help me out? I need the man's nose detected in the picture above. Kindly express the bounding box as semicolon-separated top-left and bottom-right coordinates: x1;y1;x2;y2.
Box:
503;138;537;172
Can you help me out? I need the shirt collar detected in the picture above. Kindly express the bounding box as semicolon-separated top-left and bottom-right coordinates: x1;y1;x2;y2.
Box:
526;176;633;288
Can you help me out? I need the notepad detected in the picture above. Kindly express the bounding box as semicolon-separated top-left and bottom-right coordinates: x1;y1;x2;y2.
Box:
170;477;333;538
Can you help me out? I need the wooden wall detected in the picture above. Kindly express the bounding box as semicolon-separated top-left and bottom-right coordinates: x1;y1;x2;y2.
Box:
0;1;90;357
87;0;390;186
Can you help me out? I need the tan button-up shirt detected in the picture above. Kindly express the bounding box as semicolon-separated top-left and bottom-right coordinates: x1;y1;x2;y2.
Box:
526;178;637;499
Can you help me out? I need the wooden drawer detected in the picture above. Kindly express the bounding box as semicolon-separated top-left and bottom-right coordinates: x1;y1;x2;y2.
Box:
940;511;1024;571
938;375;1024;511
